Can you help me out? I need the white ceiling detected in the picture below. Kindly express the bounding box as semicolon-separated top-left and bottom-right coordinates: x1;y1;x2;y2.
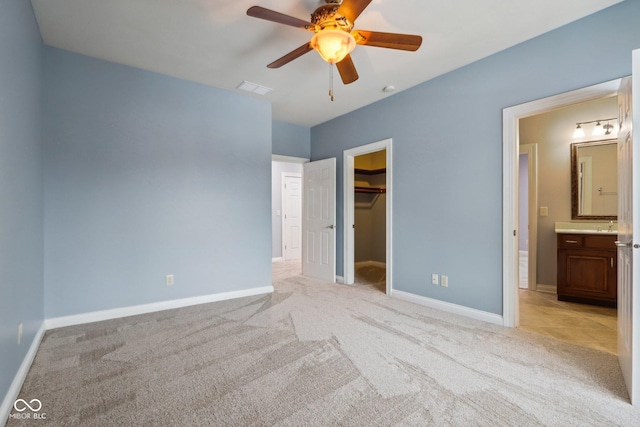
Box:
30;0;622;127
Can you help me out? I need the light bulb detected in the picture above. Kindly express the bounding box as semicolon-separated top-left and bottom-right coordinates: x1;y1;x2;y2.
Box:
592;121;604;136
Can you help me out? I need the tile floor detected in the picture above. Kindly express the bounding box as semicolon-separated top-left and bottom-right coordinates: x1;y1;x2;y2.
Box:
519;290;617;354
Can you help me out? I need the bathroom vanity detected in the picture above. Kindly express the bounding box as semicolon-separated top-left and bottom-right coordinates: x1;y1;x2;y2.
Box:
555;223;617;307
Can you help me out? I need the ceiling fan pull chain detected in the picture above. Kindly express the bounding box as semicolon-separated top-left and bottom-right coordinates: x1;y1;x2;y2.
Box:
329;63;334;102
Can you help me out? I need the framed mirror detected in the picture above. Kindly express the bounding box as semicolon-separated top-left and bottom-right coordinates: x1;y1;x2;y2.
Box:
570;139;617;220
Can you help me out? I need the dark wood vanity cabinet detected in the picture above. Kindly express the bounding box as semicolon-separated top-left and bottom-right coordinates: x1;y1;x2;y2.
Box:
557;233;617;307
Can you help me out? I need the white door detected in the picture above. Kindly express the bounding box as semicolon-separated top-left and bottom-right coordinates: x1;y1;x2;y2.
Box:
616;53;639;405
302;158;336;282
283;174;302;260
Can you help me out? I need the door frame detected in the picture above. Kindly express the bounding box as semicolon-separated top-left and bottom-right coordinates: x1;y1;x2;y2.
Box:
503;79;620;327
343;138;393;295
281;172;302;261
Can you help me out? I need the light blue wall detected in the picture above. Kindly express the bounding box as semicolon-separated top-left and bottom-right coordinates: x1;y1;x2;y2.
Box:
0;0;44;406
43;48;272;318
273;120;311;158
311;0;640;315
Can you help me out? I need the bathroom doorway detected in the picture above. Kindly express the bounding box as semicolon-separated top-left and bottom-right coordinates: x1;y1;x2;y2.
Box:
504;79;620;355
503;78;621;328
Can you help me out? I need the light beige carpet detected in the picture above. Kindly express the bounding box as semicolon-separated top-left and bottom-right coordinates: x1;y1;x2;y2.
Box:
6;262;640;426
354;263;386;294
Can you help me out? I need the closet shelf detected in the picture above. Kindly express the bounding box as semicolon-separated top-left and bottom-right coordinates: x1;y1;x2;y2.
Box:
355;168;386;176
355;186;386;194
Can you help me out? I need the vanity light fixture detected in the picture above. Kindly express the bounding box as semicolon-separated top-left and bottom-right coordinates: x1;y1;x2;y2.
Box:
572;117;617;139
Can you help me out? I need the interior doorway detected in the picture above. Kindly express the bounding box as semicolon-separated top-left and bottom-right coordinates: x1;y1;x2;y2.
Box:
502;78;621;328
343;138;393;295
271;155;308;268
353;150;387;292
513;96;620;355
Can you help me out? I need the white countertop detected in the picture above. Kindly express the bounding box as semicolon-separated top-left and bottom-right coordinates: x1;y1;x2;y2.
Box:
555;221;617;235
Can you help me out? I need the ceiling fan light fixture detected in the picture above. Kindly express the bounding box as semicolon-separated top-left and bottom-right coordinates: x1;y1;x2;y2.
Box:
310;29;356;64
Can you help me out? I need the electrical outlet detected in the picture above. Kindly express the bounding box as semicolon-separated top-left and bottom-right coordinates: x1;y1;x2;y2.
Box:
18;322;23;345
166;274;174;286
431;274;439;285
441;275;449;287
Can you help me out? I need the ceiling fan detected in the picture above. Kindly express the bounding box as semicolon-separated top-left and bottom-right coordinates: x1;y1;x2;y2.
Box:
247;0;422;94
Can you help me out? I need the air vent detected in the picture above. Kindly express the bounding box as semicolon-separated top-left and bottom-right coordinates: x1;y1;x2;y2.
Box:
236;81;273;96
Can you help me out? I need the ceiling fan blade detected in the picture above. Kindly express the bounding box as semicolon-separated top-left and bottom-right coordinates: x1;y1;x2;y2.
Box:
353;30;422;51
267;43;314;69
336;55;359;85
337;0;372;23
247;6;313;29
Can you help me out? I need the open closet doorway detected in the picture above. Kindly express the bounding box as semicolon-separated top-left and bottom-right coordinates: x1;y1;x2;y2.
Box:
343;139;393;294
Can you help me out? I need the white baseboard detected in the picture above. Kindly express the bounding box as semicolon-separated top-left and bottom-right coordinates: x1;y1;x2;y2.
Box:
336;275;344;284
391;290;504;326
1;322;46;424
272;257;283;263
535;284;557;294
46;286;274;330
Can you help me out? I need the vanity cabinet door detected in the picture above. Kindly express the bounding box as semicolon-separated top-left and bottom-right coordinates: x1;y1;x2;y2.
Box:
557;234;617;307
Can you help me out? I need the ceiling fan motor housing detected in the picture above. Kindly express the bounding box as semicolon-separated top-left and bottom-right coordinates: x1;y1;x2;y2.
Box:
311;5;353;33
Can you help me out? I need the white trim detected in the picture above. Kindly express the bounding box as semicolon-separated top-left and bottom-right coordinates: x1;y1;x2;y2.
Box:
343;139;393;296
271;154;309;164
45;286;274;330
272;257;283;263
392;290;504;326
1;323;46;423
336;275;345;284
503;78;621;328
